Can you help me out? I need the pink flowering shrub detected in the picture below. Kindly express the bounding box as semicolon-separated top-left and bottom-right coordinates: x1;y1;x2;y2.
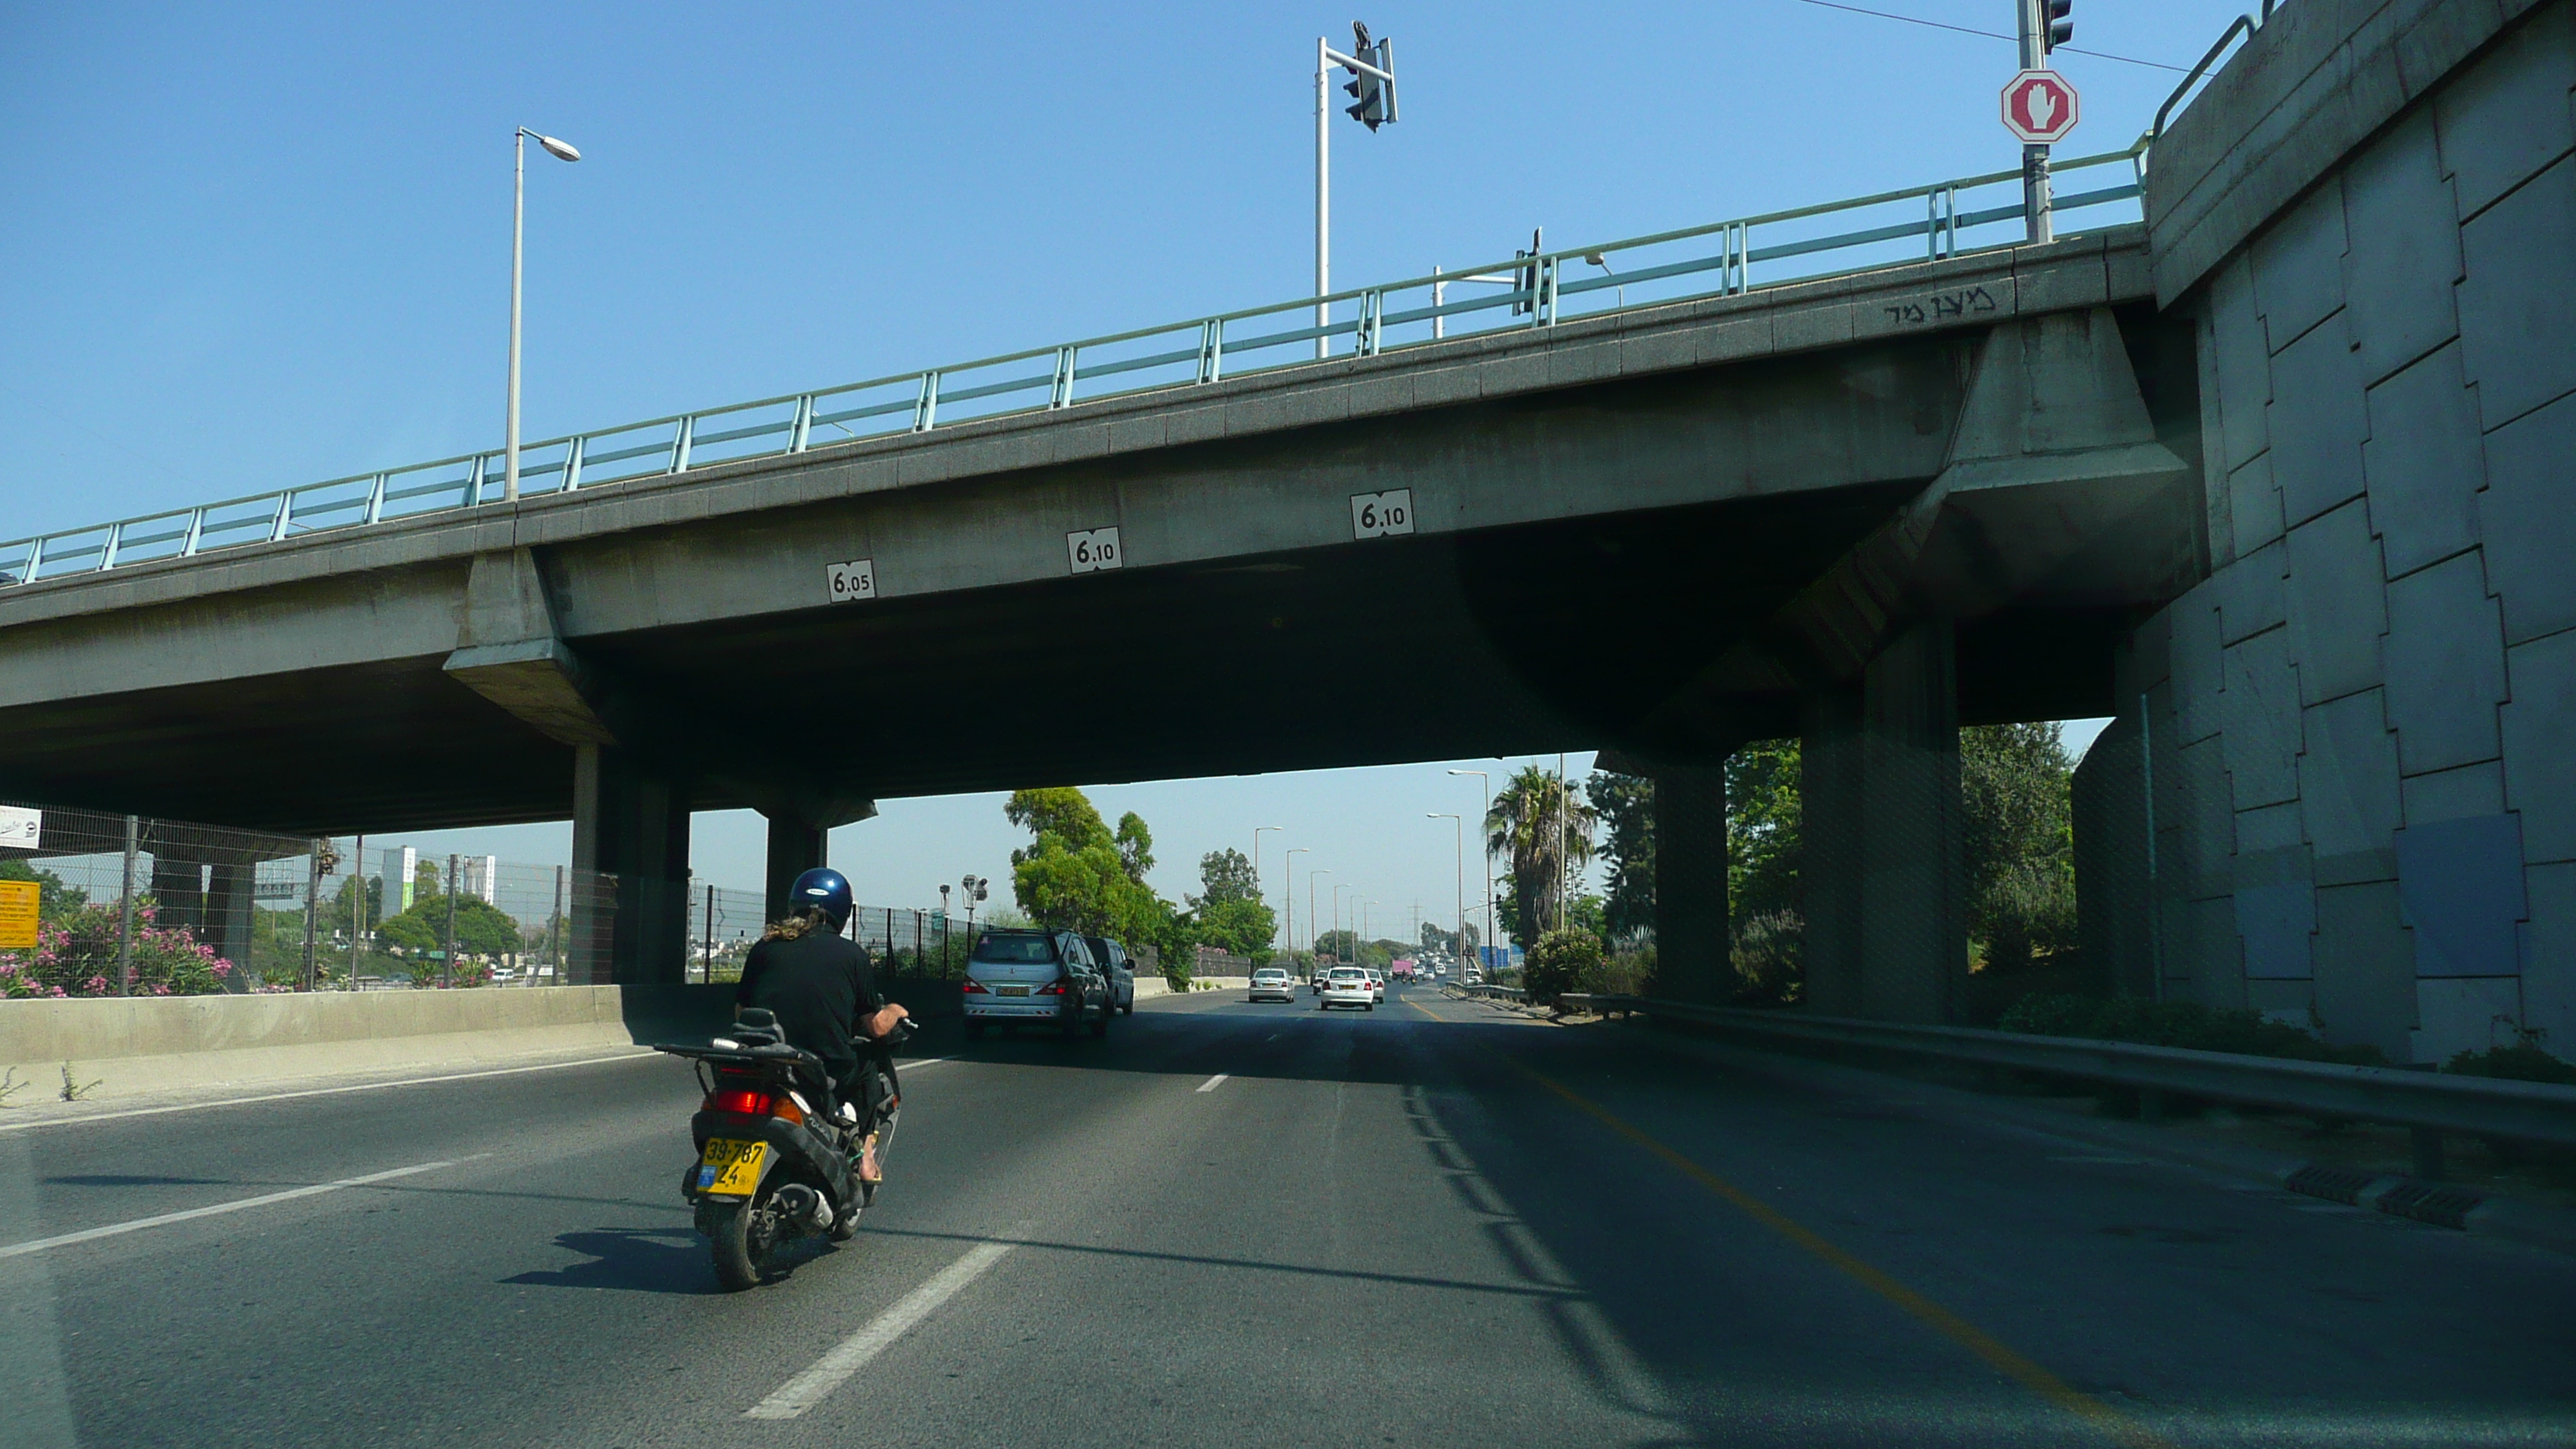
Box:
0;901;236;999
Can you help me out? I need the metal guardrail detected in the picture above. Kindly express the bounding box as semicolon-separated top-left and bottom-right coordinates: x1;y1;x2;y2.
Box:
0;142;2152;590
1593;995;2576;1149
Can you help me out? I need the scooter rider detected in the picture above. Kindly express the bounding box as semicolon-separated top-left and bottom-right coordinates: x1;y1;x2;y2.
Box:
734;868;909;1184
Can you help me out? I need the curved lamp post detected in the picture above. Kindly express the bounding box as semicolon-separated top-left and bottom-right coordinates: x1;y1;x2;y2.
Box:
506;127;581;502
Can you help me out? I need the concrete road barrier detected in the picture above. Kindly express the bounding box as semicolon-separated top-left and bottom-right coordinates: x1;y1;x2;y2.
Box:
0;985;738;1105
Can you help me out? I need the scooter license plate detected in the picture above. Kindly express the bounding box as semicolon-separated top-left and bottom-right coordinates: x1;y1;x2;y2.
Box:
697;1139;768;1197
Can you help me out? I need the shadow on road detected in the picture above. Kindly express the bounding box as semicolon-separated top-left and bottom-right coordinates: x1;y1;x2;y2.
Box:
502;1226;718;1295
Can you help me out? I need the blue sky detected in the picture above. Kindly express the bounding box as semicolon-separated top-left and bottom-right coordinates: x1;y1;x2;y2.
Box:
2;1;2242;927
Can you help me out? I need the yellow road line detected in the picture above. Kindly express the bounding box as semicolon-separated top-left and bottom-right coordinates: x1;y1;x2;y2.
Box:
1418;998;2174;1449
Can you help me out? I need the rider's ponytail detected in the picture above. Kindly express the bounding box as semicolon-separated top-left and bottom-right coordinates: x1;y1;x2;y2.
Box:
762;906;837;943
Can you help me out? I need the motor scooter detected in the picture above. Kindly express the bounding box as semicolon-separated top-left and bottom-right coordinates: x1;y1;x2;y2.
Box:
656;1006;909;1290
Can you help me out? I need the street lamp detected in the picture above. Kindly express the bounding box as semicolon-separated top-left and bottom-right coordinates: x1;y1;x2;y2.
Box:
1331;882;1349;964
1428;813;1464;977
1285;848;1310;956
1583;252;1625;310
1309;869;1332;961
507;127;581;502
1254;825;1283;953
1447;768;1493;971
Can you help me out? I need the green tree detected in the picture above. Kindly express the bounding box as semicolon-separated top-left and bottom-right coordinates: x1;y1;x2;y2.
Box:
1588;771;1656;944
1187;849;1276;961
1726;740;1803;922
1484;766;1596;949
1522;928;1606;1009
1005;788;1132;936
1960;722;2077;971
1003;788;1186;953
378;889;522;968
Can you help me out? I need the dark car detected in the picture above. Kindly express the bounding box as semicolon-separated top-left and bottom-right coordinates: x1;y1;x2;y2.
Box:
963;928;1114;1040
1084;936;1138;1016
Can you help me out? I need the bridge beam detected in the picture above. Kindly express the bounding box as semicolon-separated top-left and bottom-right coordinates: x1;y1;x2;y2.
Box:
1800;619;1968;1023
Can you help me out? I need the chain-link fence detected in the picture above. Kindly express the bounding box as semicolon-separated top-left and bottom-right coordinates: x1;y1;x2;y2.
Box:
0;799;619;996
4;796;996;999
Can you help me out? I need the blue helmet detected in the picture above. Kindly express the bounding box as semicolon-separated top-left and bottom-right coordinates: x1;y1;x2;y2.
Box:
790;868;853;930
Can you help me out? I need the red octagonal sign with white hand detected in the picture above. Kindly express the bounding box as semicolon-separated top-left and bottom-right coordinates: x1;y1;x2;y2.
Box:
2001;70;2080;143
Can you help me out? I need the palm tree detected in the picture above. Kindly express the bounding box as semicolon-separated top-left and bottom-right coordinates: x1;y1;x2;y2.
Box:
1484;765;1596;947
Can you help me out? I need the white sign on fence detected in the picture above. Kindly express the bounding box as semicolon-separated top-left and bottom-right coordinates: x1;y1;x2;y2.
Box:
1350;488;1415;540
826;558;877;602
1067;526;1123;574
0;806;39;851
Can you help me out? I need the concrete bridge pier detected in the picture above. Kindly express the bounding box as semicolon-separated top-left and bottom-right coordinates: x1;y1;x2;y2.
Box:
206;859;255;988
1800;619;1969;1023
1650;763;1732;1004
764;814;830;927
149;857;204;937
571;745;692;985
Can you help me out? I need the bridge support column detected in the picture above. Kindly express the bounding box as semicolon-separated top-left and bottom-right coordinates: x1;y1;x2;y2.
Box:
207;860;257;990
1653;763;1732;1003
150;857;205;936
571;745;692;985
1800;620;1967;1023
764;814;831;926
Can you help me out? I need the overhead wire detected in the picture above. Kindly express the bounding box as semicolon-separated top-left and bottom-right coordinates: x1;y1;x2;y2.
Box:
1794;0;2193;73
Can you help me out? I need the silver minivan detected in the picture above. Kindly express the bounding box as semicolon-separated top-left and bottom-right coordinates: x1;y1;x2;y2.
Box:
963;929;1113;1040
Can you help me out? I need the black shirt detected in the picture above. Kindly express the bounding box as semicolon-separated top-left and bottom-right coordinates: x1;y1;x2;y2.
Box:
735;930;879;1092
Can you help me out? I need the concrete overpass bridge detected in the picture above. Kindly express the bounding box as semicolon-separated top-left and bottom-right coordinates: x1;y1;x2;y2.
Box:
6;0;2564;1047
0;215;2195;981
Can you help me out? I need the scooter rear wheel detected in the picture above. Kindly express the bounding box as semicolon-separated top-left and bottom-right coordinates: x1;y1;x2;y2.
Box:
704;1197;773;1291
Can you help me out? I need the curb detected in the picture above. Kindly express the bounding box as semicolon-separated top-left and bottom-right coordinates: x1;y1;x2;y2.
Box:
1599;1015;2576;1259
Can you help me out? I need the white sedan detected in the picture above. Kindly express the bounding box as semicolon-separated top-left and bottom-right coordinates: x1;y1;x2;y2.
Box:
1365;968;1386;1003
1249;968;1296;1003
1317;967;1375;1012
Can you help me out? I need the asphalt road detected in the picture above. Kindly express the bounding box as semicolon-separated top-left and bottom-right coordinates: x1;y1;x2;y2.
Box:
3;983;2571;1448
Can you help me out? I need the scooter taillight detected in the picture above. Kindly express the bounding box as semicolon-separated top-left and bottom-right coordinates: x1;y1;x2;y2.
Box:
704;1088;776;1117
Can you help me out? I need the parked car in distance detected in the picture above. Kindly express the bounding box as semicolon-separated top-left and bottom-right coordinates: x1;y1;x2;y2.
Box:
1249;968;1295;1003
964;928;1113;1040
1318;966;1374;1012
1463;969;1484;985
1084;935;1137;1016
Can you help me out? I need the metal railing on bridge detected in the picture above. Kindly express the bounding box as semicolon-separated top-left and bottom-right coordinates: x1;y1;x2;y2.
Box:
0;140;2150;589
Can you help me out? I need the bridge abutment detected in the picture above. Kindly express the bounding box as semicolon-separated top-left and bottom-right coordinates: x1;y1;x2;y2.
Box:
2122;0;2576;1061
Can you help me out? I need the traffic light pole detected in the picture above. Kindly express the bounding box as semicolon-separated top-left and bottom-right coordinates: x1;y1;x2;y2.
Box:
1315;36;1330;361
1315;38;1397;361
2019;0;2054;244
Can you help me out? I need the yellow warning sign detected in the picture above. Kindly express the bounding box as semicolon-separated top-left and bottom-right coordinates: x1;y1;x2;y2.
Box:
0;879;37;951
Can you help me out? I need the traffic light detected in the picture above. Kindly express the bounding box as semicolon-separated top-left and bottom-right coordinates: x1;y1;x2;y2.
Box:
1341;22;1396;130
2043;0;2073;52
